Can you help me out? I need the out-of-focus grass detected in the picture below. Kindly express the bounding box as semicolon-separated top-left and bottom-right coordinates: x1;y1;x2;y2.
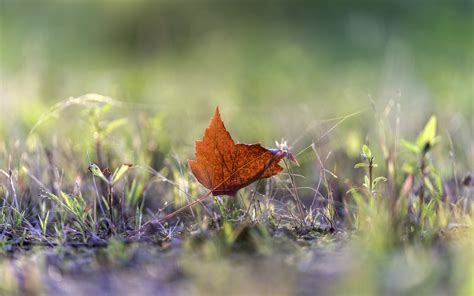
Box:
1;2;472;163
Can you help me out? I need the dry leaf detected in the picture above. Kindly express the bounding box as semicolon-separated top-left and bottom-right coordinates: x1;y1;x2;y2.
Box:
188;107;291;196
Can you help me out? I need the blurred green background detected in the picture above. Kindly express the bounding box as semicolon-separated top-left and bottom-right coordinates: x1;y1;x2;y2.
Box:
0;0;472;172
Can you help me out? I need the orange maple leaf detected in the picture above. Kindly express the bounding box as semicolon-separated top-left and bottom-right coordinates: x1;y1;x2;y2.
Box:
128;107;297;235
189;107;291;196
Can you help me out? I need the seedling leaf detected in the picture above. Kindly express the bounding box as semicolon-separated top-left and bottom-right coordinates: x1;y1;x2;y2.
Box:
416;116;437;151
372;176;387;187
362;145;372;159
88;163;109;183
401;140;420;154
112;164;133;185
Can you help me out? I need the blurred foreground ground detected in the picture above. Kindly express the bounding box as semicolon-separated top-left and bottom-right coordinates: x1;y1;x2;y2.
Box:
3;229;472;296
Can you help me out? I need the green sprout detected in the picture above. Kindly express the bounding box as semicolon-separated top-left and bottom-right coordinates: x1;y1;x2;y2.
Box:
353;144;387;196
